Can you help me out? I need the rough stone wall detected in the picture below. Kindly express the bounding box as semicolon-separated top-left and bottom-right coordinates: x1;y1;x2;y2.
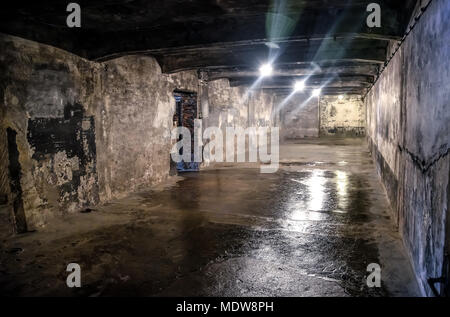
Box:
96;56;198;201
279;93;319;140
365;0;450;296
320;95;365;137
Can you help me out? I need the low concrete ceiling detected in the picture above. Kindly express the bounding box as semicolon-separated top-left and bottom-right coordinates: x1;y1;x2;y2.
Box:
0;0;418;95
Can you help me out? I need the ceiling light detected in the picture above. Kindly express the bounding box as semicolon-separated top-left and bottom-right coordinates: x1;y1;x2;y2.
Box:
265;42;280;49
294;80;305;92
312;88;322;97
259;63;273;77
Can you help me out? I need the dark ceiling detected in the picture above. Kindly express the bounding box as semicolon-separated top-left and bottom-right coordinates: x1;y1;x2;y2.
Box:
0;0;418;95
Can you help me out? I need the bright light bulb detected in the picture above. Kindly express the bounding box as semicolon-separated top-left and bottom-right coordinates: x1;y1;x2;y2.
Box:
294;80;305;92
312;88;322;97
259;63;273;77
338;95;344;100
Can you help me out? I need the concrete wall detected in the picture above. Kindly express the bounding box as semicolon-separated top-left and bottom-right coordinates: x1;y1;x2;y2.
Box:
0;120;11;236
320;95;365;137
207;79;275;129
365;0;450;296
207;79;249;129
96;56;198;201
0;33;278;230
278;93;366;140
204;79;276;164
278;93;319;140
0;125;9;202
0;34;201;229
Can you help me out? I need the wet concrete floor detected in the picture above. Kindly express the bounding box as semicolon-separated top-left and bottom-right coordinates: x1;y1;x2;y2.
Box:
0;138;420;296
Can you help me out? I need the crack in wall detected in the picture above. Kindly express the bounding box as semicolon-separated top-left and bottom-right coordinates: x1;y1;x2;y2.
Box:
398;145;450;174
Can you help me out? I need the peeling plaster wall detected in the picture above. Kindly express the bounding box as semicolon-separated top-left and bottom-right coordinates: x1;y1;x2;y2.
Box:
320;95;365;137
0;34;201;228
279;94;319;140
365;0;450;296
0;33;101;229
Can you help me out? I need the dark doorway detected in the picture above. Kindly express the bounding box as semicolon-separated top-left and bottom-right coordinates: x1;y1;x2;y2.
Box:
172;91;199;173
6;128;27;233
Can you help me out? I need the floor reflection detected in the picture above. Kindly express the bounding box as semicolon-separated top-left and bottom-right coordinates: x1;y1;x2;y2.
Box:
287;169;352;221
336;170;348;212
288;170;326;221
